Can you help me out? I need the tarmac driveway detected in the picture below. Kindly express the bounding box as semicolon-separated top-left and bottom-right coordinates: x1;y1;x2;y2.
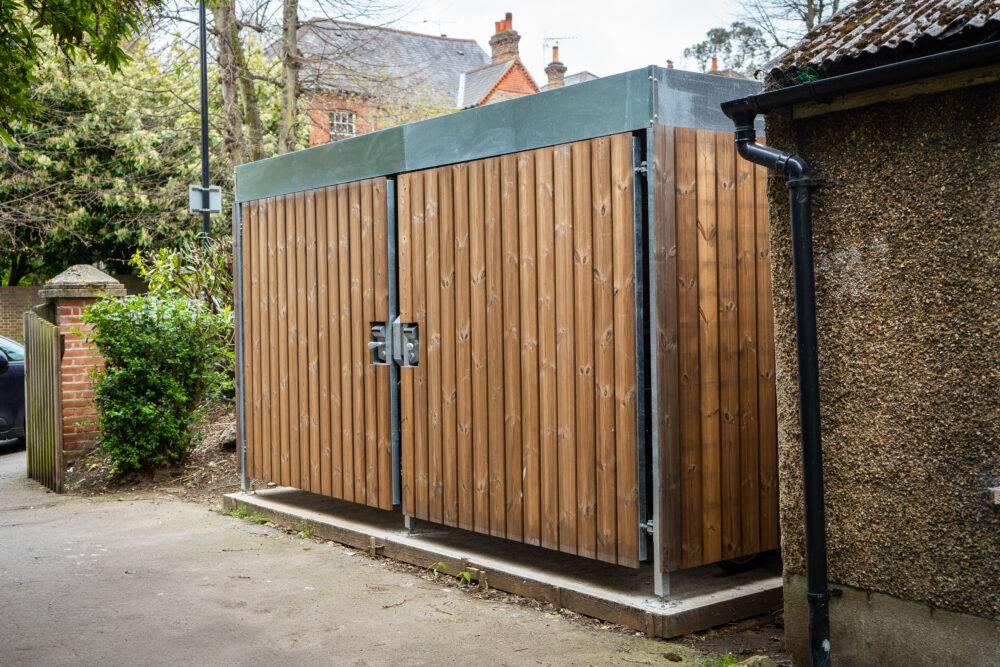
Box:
0;444;698;666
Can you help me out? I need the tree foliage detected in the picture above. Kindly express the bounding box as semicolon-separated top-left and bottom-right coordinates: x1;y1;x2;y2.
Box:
0;39;282;285
685;0;852;76
0;0;157;132
683;22;775;76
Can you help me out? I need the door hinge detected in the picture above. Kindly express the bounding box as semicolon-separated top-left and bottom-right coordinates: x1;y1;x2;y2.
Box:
641;519;654;535
634;161;648;175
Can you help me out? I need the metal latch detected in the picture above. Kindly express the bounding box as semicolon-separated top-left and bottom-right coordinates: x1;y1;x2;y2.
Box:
369;317;419;367
396;319;419;367
368;321;390;366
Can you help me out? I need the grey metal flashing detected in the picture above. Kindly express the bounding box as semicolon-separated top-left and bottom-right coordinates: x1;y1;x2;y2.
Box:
653;68;765;133
236;66;761;203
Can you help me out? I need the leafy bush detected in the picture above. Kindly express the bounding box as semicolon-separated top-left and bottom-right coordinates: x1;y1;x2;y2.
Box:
84;294;233;472
130;236;234;314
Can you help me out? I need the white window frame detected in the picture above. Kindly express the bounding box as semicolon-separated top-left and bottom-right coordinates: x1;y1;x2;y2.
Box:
329;109;357;141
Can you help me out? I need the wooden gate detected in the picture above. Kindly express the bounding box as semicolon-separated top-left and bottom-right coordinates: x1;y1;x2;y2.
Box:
23;311;63;493
240;178;394;509
396;133;642;567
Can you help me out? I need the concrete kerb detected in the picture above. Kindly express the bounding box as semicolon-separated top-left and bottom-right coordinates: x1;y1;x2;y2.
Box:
223;489;782;639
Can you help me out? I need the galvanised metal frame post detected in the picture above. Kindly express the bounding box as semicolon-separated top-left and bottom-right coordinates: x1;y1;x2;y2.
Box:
631;131;650;566
645;67;669;598
387;177;402;506
233;202;249;493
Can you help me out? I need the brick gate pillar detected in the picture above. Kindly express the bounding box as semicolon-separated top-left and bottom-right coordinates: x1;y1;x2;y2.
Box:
37;265;126;460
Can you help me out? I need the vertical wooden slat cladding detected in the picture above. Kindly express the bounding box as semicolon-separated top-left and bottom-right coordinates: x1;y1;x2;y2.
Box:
237;128;777;573
248;200;261;481
316;188;332;496
305;191;321;493
240;178;391;506
361;180;377;507
453;163;475;531
337;185;354;501
517;151;540;547
398;134;641;567
572;140;597;561
653;126;778;573
397;175;415;513
349;183;366;503
483;158;507;538
267;197;281;484
610;134;638;568
468;161;491;534
535;147;559;552
373;179;392;511
295;192;309;489
651;127;682;573
716;134;741;559
256;199;271;483
591;136;617;565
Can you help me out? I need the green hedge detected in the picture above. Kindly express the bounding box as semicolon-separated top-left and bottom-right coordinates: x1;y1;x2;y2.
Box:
83;294;233;472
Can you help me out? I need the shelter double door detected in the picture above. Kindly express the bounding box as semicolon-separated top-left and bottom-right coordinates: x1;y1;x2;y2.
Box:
240;133;646;568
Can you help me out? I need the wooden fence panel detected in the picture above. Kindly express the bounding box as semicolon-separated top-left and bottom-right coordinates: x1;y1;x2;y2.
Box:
653;125;779;572
24;312;63;493
398;133;641;567
241;178;392;509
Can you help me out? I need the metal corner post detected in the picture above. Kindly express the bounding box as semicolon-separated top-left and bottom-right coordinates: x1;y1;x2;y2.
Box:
645;68;669;598
387;176;402;506
233;202;249;493
631;130;651;566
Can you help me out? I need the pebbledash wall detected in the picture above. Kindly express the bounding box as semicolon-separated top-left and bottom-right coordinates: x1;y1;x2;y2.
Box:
766;81;1000;663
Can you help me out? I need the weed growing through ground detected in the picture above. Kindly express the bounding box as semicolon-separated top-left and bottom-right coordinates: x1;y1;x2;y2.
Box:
218;505;268;525
703;653;739;667
429;561;448;575
457;570;473;585
296;522;314;539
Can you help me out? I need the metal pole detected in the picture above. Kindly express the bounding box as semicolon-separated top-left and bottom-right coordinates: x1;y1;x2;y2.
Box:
234;203;249;493
198;0;211;241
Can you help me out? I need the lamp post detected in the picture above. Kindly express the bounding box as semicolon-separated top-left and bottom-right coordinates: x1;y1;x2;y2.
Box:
190;0;221;240
198;0;211;241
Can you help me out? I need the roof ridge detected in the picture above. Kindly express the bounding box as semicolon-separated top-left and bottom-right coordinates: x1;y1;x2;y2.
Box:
302;18;481;44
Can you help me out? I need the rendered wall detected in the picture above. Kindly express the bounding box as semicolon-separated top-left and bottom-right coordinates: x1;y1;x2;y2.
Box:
765;81;1000;662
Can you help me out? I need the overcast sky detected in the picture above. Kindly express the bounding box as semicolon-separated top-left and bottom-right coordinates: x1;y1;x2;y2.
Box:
394;0;742;81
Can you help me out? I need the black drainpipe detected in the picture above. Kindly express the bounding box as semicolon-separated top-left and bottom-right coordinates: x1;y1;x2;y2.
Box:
721;38;1000;667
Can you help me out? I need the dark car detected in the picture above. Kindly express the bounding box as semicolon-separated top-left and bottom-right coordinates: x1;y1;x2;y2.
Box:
0;335;25;443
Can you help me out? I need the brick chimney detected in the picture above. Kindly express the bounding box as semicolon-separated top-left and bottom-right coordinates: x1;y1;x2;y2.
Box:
544;45;567;90
711;55;718;73
489;12;520;64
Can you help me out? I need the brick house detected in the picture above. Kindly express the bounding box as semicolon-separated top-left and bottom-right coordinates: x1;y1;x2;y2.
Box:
301;13;593;146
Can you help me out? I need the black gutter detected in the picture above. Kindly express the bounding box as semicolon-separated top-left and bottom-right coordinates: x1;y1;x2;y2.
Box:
721;39;1000;667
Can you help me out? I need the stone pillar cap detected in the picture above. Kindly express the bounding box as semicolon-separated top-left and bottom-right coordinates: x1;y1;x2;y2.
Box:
38;264;127;300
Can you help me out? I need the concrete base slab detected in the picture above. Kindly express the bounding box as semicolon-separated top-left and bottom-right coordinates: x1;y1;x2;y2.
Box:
224;488;782;639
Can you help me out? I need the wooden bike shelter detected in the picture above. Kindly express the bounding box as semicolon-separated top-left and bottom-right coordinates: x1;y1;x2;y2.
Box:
233;66;778;595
